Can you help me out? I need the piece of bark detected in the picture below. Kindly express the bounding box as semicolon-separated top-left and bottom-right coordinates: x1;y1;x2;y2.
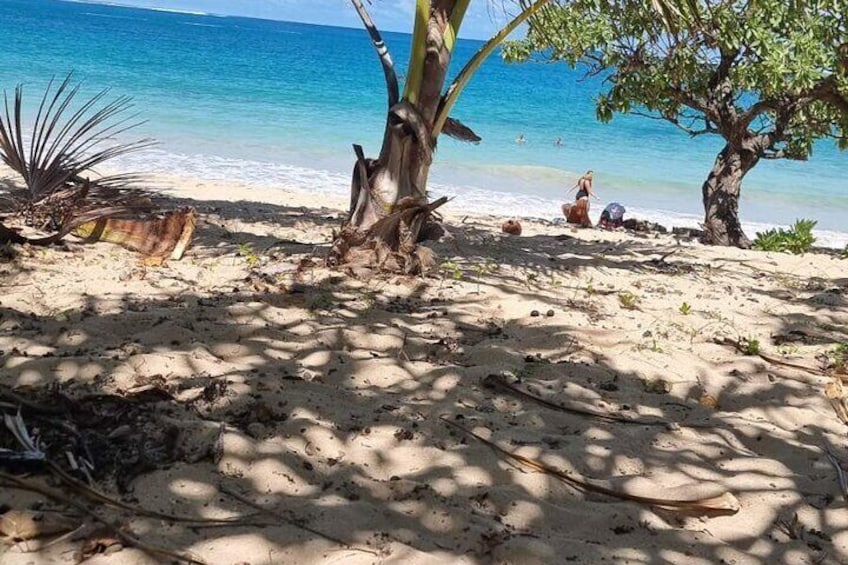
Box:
72;207;197;260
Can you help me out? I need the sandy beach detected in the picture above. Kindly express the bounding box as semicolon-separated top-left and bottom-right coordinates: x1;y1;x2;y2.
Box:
2;172;848;564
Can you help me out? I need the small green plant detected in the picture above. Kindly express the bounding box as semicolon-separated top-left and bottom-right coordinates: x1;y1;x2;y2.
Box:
585;277;596;296
472;261;497;294
777;343;800;356
440;260;463;280
752;219;817;254
618;291;639;310
237;243;260;267
741;336;760;355
829;343;848;371
679;302;692;315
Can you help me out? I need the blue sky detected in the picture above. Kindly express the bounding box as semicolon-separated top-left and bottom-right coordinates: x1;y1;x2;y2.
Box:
77;0;516;39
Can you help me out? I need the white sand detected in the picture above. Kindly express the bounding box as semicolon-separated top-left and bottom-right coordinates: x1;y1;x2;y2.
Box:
1;171;847;564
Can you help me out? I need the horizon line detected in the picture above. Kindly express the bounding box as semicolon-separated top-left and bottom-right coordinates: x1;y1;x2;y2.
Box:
56;0;493;41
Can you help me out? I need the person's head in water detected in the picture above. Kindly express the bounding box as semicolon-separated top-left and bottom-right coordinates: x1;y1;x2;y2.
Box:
581;170;593;181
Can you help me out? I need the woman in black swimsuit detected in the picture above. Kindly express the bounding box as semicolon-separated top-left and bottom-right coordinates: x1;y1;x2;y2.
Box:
567;170;598;202
575;170;593;200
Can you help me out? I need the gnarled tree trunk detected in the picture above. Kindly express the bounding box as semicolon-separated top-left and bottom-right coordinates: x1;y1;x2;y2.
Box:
701;143;759;248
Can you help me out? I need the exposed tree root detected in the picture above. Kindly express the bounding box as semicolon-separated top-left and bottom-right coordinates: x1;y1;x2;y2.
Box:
329;196;449;276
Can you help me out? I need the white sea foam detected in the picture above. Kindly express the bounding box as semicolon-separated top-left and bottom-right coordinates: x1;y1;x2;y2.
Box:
146;7;209;16
65;1;209;17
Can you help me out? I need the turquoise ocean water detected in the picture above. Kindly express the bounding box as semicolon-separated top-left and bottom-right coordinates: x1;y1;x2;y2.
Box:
1;0;847;246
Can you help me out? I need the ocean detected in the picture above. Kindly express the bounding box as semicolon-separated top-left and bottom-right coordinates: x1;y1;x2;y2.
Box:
1;0;847;247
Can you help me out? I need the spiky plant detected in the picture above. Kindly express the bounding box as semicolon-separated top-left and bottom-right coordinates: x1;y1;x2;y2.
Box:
0;73;155;243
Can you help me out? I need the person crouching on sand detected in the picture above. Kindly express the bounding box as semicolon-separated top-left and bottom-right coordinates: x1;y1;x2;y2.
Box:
562;199;592;227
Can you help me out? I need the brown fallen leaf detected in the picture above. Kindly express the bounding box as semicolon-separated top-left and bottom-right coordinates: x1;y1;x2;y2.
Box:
699;394;719;410
77;530;124;561
73;207;197;262
0;509;77;542
825;380;848;425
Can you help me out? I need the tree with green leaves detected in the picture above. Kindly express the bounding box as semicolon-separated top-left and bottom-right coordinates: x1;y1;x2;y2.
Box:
505;0;848;247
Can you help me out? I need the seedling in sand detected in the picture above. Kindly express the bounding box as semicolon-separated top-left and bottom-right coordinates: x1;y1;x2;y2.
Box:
829;343;848;372
777;343;800;356
440;260;463;281
679;302;692;315
741;336;760;355
618;291;639;310
238;243;260;268
585;277;596;296
472;261;497;294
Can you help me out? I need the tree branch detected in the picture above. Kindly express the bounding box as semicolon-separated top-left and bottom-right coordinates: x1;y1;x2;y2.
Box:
741;99;778;129
631;109;718;136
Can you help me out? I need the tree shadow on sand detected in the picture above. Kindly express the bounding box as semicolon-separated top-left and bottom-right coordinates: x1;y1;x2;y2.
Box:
1;200;847;564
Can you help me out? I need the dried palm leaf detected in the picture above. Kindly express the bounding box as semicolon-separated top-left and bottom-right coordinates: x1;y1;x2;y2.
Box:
442;416;740;515
72;207;197;261
442;117;481;143
0;73;156;241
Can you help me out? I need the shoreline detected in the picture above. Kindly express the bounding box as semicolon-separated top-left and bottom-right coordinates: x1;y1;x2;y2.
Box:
107;149;848;248
146;168;848;250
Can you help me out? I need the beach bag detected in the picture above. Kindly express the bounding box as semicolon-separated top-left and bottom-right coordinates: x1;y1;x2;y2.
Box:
601;202;625;227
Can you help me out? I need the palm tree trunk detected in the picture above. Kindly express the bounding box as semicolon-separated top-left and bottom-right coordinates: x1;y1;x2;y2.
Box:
331;2;460;275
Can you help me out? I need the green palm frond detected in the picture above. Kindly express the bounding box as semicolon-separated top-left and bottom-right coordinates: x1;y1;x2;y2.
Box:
403;0;430;105
434;0;553;138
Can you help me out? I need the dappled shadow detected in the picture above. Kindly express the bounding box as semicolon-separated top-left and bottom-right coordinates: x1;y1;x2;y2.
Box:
1;204;847;564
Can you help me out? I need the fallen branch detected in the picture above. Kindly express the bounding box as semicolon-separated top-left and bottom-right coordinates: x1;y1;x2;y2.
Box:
716;337;829;379
822;446;848;503
0;472;207;565
825;380;848;425
219;485;380;556
483;373;669;427
46;462;257;525
441;416;739;515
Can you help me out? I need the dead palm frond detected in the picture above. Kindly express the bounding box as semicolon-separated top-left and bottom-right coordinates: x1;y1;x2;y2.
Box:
0;73;156;240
